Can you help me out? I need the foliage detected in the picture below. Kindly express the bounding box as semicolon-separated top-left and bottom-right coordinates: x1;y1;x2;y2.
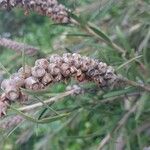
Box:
0;0;150;150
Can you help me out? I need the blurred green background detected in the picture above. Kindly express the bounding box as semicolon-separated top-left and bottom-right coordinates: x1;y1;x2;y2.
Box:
0;0;150;150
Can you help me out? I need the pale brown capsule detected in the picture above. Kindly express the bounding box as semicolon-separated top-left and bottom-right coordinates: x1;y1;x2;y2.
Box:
48;63;61;76
104;66;115;79
18;65;32;78
63;53;73;64
76;69;82;77
97;62;107;74
86;68;99;77
70;66;77;75
5;86;20;101
76;73;85;82
10;73;25;87
61;63;71;77
54;74;62;82
25;76;40;90
41;73;53;85
35;58;49;69
31;66;46;78
49;54;63;65
76;69;85;82
72;53;82;68
1;79;10;91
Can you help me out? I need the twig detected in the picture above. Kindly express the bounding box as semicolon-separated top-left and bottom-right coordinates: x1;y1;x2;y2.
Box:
123;78;150;92
18;90;75;112
97;100;138;150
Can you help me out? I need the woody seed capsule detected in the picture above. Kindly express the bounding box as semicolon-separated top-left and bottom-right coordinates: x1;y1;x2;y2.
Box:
1;79;10;91
10;73;25;87
35;58;49;69
31;66;46;78
25;76;40;90
5;86;20;101
48;63;61;76
18;65;32;78
49;54;63;65
41;72;53;85
61;63;71;77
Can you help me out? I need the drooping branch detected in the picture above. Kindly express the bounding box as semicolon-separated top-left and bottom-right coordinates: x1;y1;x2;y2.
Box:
0;37;38;55
0;0;70;23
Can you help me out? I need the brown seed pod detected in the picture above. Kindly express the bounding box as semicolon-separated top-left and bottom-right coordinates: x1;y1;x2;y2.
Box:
25;76;40;90
48;63;61;76
1;79;10;91
94;75;106;87
41;72;53;85
62;53;73;65
70;66;77;75
72;53;82;69
86;68;99;78
10;73;25;87
104;66;115;79
5;86;20;101
53;73;63;82
97;62;107;75
76;73;85;82
60;63;71;77
18;65;32;78
49;54;63;65
31;66;46;78
76;69;86;82
35;58;49;69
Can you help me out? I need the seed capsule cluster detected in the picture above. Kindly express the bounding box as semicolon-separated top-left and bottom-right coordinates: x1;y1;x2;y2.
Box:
0;38;38;55
0;53;119;117
0;0;70;23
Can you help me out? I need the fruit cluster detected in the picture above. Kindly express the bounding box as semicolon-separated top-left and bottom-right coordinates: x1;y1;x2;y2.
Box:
0;0;70;23
0;38;38;55
0;53;119;117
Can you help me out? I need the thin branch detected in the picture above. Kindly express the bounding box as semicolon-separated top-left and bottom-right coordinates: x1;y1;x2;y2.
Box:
18;90;75;112
123;78;150;92
97;100;138;150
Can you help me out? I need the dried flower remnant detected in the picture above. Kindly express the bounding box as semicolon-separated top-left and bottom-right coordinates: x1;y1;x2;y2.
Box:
0;53;119;117
66;84;84;96
0;0;70;23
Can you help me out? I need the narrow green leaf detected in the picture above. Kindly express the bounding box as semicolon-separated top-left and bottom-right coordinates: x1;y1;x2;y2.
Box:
143;48;150;73
38;113;70;124
135;92;149;120
9;105;69;124
70;13;84;25
103;87;136;98
9;105;39;123
66;33;91;37
88;23;112;44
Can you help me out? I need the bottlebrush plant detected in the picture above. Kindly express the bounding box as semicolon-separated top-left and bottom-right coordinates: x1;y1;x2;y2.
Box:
0;0;150;150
